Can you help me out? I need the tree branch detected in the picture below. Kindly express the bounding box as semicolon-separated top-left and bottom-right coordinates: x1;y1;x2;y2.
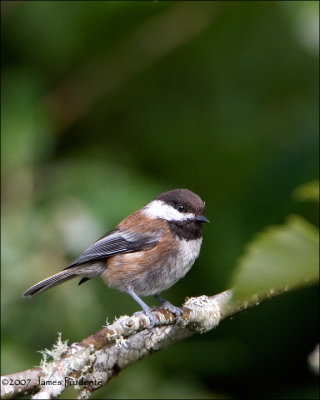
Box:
0;288;290;399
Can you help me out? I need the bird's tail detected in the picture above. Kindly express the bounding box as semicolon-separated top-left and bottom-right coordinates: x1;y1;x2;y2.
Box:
22;268;78;298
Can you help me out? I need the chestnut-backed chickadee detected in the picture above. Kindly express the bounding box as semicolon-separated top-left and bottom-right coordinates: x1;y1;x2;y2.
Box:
23;189;209;326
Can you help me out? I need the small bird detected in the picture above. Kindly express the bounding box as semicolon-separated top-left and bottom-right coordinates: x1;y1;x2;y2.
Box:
23;189;209;327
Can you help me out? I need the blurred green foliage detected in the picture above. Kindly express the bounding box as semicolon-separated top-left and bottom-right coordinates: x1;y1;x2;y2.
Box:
2;1;319;399
232;214;319;301
294;180;319;203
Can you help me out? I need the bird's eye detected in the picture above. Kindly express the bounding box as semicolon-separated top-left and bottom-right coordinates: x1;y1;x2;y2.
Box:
177;204;184;212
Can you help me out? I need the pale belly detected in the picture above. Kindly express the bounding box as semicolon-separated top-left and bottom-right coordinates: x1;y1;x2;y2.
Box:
103;238;202;296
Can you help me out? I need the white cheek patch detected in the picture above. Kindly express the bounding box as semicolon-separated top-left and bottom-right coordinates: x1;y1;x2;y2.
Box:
143;200;195;222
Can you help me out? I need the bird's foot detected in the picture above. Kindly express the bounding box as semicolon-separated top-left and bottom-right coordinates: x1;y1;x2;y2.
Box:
133;309;158;328
153;295;183;325
126;288;158;328
160;301;183;324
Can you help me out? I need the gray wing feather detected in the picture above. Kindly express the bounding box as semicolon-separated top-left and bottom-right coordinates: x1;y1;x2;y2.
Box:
65;228;158;269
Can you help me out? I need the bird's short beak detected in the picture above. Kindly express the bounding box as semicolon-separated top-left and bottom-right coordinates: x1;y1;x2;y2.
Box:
196;215;210;223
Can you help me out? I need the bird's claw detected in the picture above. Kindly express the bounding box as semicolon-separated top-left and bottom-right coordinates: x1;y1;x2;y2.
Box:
133;302;183;327
133;310;158;328
160;302;183;325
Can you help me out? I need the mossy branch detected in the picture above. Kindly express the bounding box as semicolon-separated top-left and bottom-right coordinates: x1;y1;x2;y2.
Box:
1;286;293;400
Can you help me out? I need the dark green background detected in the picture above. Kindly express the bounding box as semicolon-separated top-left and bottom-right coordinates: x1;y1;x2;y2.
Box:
2;1;319;398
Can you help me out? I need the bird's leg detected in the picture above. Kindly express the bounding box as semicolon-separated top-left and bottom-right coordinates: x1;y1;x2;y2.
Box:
126;288;158;328
154;294;183;324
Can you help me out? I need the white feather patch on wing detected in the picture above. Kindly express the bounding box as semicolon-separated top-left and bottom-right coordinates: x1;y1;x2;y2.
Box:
143;200;195;221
